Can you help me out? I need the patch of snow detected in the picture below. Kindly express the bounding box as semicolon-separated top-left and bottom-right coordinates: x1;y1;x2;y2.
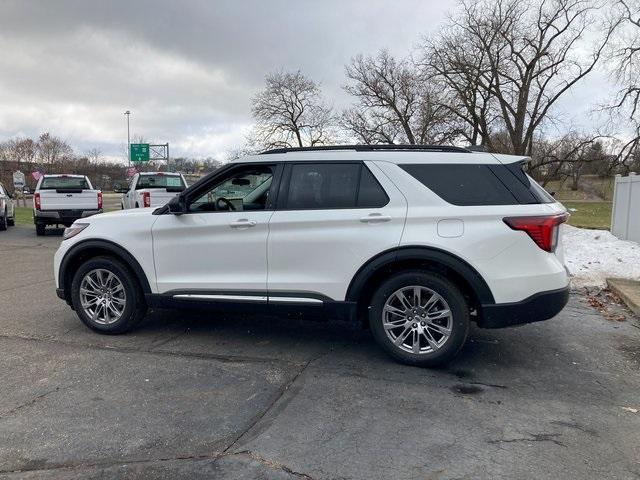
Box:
563;225;640;288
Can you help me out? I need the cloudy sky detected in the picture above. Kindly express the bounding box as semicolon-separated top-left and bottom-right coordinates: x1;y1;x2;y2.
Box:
0;0;613;163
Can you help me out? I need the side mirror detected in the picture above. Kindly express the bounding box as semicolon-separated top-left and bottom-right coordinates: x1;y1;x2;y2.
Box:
167;196;186;215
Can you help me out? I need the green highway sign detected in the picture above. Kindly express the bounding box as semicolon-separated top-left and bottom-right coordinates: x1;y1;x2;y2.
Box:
130;143;150;162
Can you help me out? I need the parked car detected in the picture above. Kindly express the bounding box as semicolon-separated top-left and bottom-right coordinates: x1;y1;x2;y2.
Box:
34;174;102;236
53;145;570;367
119;172;187;209
0;182;16;230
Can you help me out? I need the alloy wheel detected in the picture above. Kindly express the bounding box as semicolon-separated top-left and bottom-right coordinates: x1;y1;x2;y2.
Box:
79;269;127;325
382;285;453;354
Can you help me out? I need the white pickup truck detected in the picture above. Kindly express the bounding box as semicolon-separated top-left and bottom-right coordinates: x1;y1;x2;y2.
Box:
33;174;102;236
120;172;187;209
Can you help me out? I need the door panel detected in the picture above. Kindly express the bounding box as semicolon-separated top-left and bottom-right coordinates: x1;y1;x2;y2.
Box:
152;210;273;293
152;163;279;294
267;161;407;301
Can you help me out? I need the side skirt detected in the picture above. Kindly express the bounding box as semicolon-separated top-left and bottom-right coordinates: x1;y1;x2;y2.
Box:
144;291;357;322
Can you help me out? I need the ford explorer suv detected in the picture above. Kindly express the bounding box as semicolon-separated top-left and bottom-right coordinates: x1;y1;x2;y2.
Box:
0;182;16;231
53;145;570;367
120;172;187;209
34;174;102;236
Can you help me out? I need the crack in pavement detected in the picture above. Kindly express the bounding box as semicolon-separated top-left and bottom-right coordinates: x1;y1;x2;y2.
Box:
0;387;60;419
488;432;567;448
0;450;315;479
231;450;315;479
0;453;219;475
0;333;305;368
221;351;326;455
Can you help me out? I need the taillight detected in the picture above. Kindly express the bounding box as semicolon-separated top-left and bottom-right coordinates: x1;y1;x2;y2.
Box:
97;192;103;209
503;213;569;252
143;191;151;208
34;192;41;210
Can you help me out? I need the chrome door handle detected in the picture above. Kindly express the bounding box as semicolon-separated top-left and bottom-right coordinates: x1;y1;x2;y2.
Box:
360;213;392;223
230;219;257;228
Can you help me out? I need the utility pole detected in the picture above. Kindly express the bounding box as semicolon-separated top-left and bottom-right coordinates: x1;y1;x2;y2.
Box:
124;110;131;168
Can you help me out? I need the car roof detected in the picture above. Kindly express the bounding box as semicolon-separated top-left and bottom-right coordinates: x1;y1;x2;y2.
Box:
231;149;528;165
138;171;181;175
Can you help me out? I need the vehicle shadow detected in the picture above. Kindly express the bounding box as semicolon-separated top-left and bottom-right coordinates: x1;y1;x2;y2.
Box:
136;306;513;372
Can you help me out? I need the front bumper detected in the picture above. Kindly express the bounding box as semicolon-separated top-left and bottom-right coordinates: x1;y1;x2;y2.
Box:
478;286;570;328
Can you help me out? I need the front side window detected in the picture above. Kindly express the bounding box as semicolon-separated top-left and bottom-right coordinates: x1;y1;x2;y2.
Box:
189;165;274;212
0;184;5;195
284;163;388;210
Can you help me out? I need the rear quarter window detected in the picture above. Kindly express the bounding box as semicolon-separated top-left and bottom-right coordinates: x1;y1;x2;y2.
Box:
400;163;555;206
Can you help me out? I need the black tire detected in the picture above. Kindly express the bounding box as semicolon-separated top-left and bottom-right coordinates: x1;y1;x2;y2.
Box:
0;209;6;231
35;223;45;236
70;256;148;334
7;216;14;226
369;271;469;367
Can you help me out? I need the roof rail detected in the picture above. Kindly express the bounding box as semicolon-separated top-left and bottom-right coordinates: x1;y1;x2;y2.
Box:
260;144;472;155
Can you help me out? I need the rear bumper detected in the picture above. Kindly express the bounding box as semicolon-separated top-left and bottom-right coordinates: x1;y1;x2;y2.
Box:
478;286;569;328
35;209;102;225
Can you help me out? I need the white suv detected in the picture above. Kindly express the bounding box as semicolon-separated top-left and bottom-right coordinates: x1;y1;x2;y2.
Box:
53;145;570;366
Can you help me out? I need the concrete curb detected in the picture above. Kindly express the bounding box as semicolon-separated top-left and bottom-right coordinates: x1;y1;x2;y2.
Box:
606;278;640;316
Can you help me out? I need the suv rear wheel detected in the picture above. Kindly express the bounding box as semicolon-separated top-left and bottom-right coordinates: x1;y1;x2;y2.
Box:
0;209;7;231
369;271;469;367
70;256;147;334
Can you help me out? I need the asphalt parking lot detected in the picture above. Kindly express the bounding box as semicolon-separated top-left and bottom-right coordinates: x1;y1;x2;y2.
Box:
1;225;639;480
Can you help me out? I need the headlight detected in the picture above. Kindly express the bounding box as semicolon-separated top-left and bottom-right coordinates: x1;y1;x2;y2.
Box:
63;223;89;240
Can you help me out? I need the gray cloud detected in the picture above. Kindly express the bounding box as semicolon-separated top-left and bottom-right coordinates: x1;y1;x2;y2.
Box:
0;0;610;161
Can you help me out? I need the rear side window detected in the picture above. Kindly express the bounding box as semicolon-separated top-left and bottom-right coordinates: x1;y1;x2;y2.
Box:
40;176;89;190
400;163;554;206
285;163;389;210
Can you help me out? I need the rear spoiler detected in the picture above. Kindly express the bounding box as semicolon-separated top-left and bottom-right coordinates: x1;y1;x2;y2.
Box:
490;153;531;165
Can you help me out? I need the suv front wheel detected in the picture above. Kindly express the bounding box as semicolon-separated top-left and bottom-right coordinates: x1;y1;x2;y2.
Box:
369;271;469;367
71;256;147;334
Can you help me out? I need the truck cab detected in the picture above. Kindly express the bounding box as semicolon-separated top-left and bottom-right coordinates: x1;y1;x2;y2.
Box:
121;172;187;209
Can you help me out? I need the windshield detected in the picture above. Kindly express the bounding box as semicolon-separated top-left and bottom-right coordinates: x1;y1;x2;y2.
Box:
136;174;185;190
40;176;90;190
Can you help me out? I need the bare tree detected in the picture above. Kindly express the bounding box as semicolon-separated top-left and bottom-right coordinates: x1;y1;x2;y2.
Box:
86;147;102;164
421;24;499;149
342;50;460;145
424;0;617;156
251;70;334;149
606;0;640;171
528;133;607;187
0;137;37;164
36;133;73;165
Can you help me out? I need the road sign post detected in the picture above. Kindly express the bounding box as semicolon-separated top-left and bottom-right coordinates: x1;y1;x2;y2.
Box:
12;171;26;206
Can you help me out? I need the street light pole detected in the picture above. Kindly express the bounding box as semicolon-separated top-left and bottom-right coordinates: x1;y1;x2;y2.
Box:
124;110;131;168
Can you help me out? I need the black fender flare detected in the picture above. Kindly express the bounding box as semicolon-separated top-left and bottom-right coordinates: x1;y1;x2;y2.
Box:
59;239;152;297
345;246;495;305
